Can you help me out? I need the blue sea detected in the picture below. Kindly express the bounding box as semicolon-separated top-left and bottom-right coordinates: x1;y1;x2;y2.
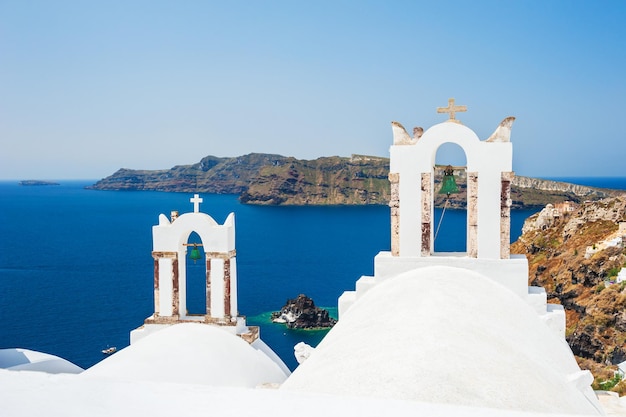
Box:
1;177;624;371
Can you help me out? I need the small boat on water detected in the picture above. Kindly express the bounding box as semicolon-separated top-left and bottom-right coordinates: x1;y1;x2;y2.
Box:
102;346;117;355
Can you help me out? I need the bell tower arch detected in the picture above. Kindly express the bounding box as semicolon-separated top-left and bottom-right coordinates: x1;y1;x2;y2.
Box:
389;100;515;260
147;194;238;325
433;142;467;252
340;101;563;340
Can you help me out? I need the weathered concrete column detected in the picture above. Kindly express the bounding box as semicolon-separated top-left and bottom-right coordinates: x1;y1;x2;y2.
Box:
421;172;432;256
500;171;514;259
467;172;479;258
389;172;400;256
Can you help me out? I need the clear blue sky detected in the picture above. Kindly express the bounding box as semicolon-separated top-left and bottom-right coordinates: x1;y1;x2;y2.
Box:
1;1;624;179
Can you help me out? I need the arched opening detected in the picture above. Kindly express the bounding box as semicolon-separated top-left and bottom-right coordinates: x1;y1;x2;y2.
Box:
433;142;467;253
185;231;206;316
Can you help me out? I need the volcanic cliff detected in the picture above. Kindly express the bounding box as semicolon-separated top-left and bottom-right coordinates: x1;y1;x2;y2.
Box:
512;196;626;392
88;153;619;208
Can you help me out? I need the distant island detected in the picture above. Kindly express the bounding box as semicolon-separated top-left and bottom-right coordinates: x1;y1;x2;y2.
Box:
19;180;60;186
87;153;624;208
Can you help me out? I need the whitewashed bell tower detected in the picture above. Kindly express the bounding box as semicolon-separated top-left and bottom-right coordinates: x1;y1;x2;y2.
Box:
132;194;257;344
149;194;237;323
338;100;566;339
389;98;515;259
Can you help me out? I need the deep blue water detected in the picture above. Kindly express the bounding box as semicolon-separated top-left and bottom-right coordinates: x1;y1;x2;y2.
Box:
1;178;623;370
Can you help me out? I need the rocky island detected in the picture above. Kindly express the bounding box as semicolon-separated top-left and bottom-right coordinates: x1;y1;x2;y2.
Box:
87;153;623;208
19;180;60;186
271;294;337;329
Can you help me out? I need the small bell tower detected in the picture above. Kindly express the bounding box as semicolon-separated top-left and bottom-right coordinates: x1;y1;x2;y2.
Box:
132;194;258;344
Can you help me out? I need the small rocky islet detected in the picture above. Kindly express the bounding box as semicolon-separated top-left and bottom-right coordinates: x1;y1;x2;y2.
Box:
19;180;60;186
271;294;337;329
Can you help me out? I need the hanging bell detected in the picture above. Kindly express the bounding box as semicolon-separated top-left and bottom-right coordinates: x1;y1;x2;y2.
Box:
189;245;202;263
438;165;459;196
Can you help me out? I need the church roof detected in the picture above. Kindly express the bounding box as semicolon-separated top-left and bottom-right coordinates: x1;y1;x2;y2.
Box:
281;266;603;415
0;348;83;374
82;323;288;387
6;365;610;417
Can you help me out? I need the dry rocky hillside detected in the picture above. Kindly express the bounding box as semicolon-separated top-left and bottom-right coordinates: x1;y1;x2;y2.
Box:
512;196;626;392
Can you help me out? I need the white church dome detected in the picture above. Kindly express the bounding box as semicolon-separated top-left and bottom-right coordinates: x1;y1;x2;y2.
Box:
0;348;83;374
83;323;289;387
281;266;603;415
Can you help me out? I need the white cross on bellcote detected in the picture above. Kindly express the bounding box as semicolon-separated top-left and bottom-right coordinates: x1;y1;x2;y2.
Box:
190;194;203;213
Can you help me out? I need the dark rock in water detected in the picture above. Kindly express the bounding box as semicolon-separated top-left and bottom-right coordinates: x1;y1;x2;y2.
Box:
271;294;337;329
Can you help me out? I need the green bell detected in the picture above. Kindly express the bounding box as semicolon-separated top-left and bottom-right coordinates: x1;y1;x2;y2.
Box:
189;245;202;263
438;165;459;196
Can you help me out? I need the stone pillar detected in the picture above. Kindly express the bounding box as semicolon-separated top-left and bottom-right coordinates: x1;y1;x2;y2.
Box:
153;256;160;316
151;251;178;318
224;258;231;317
421;172;432;256
467;172;479;258
389;173;400;256
205;255;212;317
171;257;179;316
500;172;514;259
206;250;237;323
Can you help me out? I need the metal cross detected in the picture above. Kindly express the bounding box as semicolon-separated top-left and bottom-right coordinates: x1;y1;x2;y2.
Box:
437;98;467;123
190;194;203;213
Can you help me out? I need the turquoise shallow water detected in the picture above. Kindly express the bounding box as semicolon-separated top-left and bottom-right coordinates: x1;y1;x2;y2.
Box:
247;308;338;366
2;178;622;370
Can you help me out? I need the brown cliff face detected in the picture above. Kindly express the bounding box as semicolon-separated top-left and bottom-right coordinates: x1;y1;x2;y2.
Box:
512;197;626;391
239;155;390;205
87;153;290;194
88;153;621;207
